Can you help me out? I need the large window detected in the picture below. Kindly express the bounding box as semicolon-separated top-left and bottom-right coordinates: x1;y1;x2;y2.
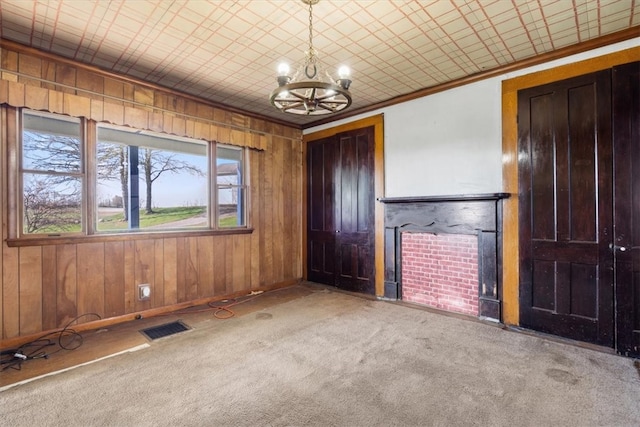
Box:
19;110;247;238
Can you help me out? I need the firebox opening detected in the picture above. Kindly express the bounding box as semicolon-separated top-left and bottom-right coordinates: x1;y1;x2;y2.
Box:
401;232;479;316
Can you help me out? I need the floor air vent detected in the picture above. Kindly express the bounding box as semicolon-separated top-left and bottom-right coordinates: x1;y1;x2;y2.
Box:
140;321;190;340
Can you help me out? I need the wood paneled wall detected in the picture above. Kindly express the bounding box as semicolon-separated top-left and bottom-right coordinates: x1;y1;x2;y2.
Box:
0;41;303;341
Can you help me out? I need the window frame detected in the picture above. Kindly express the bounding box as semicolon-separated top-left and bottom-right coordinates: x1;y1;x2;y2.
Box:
6;108;252;246
19;110;86;237
95;122;213;234
215;144;249;229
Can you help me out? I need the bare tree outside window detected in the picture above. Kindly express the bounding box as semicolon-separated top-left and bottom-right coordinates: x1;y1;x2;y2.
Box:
96;143;129;220
23;175;81;233
139;148;205;214
21;112;83;235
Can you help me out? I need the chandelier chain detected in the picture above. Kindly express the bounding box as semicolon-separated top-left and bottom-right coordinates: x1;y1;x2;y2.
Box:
308;1;315;59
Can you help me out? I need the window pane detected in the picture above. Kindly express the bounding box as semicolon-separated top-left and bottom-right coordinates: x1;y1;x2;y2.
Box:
97;126;208;232
218;187;243;227
217;145;245;228
23;112;82;172
138;147;208;230
23;173;82;234
21;111;83;236
96;140;129;231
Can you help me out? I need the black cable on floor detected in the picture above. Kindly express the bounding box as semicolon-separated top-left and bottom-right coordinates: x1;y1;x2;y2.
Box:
0;313;101;371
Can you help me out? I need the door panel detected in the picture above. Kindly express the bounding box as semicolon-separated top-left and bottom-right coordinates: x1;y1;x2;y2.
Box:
307;127;375;294
307;138;338;284
613;61;640;357
519;70;614;346
336;129;374;293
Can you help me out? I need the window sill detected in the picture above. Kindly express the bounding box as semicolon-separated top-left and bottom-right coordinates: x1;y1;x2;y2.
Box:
5;228;254;247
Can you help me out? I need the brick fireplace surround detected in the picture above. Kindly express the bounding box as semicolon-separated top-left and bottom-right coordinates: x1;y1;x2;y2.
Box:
380;194;509;322
402;232;479;316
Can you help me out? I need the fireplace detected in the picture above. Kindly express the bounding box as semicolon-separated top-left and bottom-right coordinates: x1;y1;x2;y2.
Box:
380;194;509;321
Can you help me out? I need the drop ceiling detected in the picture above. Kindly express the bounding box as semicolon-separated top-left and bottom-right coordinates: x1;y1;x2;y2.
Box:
0;0;638;128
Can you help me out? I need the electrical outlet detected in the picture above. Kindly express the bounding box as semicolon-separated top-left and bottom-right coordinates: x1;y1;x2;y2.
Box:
138;284;151;301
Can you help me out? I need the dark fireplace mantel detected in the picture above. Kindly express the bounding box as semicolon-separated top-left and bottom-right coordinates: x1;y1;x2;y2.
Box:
379;193;509;321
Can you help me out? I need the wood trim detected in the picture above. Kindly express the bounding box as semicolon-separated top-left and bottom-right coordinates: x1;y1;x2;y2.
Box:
6;108;18;239
304;27;640;130
501;46;640;326
0;107;5;336
303;114;385;296
373;115;385;297
303;115;384;141
0;79;272;150
502;46;640;92
85;119;97;235
6;228;254;248
301;136;308;280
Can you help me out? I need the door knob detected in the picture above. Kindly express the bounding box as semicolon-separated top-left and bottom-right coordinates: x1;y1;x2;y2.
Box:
609;243;628;252
335;230;340;233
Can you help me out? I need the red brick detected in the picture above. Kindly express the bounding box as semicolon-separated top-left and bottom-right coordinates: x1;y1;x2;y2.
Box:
401;232;479;316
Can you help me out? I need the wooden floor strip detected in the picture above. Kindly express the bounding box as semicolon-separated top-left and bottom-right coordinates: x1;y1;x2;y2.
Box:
0;343;150;392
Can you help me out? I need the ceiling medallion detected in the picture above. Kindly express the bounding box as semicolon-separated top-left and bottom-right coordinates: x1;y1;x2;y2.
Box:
270;0;352;115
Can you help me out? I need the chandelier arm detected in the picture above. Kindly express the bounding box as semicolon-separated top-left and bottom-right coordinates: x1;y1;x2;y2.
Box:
273;99;306;108
317;101;349;107
317;103;338;113
314;94;349;103
284;91;308;101
281;102;305;111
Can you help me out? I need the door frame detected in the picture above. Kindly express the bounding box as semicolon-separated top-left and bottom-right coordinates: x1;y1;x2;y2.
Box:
502;46;640;326
302;114;385;296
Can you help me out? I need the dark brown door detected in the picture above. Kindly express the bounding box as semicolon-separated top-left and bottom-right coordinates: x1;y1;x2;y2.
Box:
613;62;640;357
307;127;375;294
518;70;615;346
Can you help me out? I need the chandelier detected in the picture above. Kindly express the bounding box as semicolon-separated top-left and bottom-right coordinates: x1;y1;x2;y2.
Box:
269;0;352;115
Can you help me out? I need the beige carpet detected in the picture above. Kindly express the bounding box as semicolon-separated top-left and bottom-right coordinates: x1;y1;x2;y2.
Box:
1;287;639;426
